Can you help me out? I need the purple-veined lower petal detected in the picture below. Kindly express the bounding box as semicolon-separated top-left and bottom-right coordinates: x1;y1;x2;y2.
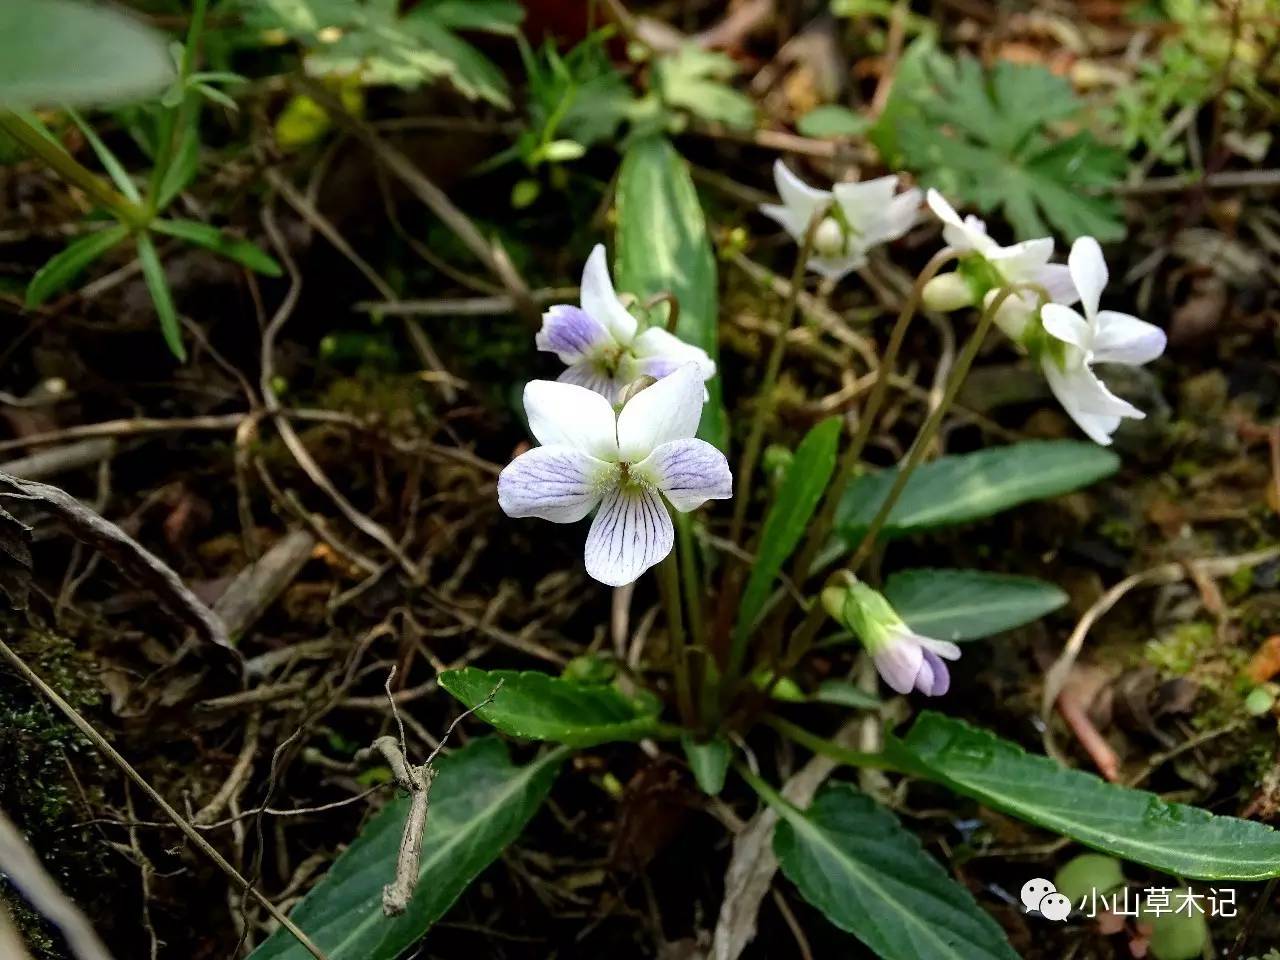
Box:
523;379;619;461
1092;311;1166;366
635;438;732;513
583;484;674;586
497;445;611;523
616;363;705;463
536;304;614;364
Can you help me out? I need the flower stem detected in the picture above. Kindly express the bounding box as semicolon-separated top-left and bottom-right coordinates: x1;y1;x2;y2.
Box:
842;284;1018;574
0;112;148;229
788;247;958;584
656;545;695;728
728;207;827;546
764;715;911;772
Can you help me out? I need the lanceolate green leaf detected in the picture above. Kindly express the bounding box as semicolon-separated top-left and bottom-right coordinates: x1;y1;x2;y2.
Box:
248;738;566;960
737;417;841;637
885;569;1067;642
0;0;174;108
773;784;1019;960
837;440;1118;540
26;224;130;307
152;219;282;276
903;712;1280;880
682;735;731;796
615;136;726;450
439;668;672;747
135;233;186;361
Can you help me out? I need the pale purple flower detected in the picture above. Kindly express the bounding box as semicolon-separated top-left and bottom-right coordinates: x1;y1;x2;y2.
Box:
828;581;961;697
498;363;731;587
1039;237;1167;446
759;160;921;281
536;244;714;404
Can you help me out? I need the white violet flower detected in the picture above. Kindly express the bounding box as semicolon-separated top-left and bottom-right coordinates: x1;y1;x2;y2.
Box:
825;581;960;696
536;244;715;404
498;363;732;587
759;160;921;281
922;190;1076;341
1038;237;1167;446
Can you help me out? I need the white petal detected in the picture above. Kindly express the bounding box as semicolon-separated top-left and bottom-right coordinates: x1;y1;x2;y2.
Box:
535;304;615;364
632;327;716;382
1092;311;1167;366
616;363;704;462
583;484;674;586
579;244;638;344
833;176;898;230
806;252;863;280
917;635;962;661
523;379;618;461
1042;357;1141;446
635;438;732;512
878;187;922;242
772;160;831;227
759;202;807;242
1040;304;1093;351
927;189;990;253
497;445;611;523
557;363;625;405
1033;263;1078;305
987;237;1054;284
1068;236;1108;321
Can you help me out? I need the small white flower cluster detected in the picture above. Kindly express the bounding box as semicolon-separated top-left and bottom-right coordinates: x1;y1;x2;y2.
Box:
499;247;731;587
762;165;1167;447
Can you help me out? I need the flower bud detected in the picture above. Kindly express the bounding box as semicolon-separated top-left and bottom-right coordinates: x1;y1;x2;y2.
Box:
812;217;846;258
922;272;975;311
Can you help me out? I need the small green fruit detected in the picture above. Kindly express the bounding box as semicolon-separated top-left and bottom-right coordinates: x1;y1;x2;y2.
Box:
1053;853;1126;905
1144;906;1208;960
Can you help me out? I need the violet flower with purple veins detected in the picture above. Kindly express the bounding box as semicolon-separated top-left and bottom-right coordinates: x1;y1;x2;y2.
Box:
498;363;731;587
824;580;961;696
536;244;715;404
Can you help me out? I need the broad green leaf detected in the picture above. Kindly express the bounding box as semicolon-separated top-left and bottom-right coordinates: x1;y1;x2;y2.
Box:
152;219;282;276
616;136;727;450
654;46;755;130
872;44;1125;241
135;233;186;361
682;736;731;796
26;224;130;307
837;440;1119;541
0;0;174;108
439;668;671;747
903;712;1280;880
737;417;841;636
796;105;869;138
773;784;1019;960
884;569;1067;642
243;0;521;107
249;738;565;960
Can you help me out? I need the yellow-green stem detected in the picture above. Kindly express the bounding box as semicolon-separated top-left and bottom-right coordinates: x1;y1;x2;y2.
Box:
788;247;959;584
656;547;695;727
0;113;147;229
728;207;828;546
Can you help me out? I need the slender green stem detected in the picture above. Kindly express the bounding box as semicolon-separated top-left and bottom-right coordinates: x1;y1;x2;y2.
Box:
733;758;797;814
789;247;959;584
843;284;1018;575
765;715;909;772
148;0;209;214
674;514;706;653
656;546;695;727
728;207;828;546
0;113;147;229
